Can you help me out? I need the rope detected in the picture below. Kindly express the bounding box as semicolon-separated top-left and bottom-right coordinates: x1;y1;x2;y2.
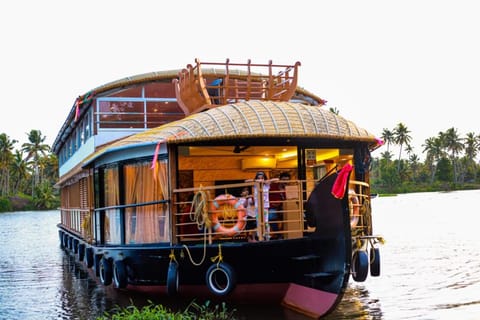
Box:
210;244;224;267
190;190;212;228
181;189;212;266
182;227;209;266
169;249;177;263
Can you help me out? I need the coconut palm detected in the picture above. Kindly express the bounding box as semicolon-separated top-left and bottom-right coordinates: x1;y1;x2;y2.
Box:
0;133;17;196
21;130;50;194
422;137;443;183
393;123;412;172
10;150;29;194
442;127;464;184
381;128;394;154
464;132;479;182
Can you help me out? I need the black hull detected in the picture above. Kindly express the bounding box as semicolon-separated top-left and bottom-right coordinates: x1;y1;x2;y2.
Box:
58;173;353;318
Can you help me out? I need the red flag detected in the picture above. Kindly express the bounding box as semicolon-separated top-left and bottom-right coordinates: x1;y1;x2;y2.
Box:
331;163;353;199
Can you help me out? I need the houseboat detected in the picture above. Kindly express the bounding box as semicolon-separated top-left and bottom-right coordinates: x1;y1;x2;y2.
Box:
53;59;383;318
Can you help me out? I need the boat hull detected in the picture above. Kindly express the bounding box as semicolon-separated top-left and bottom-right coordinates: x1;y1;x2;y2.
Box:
59;228;349;318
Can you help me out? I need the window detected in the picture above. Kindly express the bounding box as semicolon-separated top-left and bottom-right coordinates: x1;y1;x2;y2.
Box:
124;160;169;244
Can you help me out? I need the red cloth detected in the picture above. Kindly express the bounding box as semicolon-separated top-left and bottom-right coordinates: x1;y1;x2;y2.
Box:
331;163;353;199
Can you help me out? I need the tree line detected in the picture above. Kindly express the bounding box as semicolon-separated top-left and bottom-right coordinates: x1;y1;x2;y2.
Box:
372;123;480;193
0;130;59;211
2;123;479;212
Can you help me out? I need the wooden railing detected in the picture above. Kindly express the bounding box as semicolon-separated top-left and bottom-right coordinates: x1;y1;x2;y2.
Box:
172;179;306;244
173;58;301;115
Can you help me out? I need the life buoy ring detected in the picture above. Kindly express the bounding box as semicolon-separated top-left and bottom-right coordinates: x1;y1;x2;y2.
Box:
349;189;360;228
210;194;247;237
205;262;236;296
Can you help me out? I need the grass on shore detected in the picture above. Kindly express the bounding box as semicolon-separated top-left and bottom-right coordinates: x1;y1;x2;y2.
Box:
97;300;237;320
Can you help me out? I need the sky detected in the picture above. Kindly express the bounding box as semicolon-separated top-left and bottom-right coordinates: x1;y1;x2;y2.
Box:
1;0;479;160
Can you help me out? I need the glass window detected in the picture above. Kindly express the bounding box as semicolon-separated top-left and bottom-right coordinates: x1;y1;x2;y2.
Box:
124;160;169;244
110;86;143;98
103;166;121;244
144;82;176;98
146;101;184;128
98;101;145;129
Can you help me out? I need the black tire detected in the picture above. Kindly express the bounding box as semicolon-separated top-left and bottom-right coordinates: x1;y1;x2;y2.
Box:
63;234;69;249
85;247;94;268
166;262;179;296
77;243;85;262
113;260;128;289
205;262;236;296
58;231;64;248
73;239;79;254
93;254;102;277
370;247;381;277
67;236;73;251
99;257;113;286
352;250;368;282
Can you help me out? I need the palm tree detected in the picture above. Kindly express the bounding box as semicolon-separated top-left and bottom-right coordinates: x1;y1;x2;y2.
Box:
10;150;29;194
442;127;464;184
21;130;50;195
464;132;479;182
381;128;395;154
393;123;412;172
408;153;420;183
0;133;17;196
422;137;443;183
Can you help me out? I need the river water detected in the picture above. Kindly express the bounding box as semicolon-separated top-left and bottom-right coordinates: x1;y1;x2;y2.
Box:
1;190;480;320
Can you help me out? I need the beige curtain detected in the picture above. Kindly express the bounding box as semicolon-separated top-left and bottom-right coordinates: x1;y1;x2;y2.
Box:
124;165;138;243
104;167;121;244
124;160;169;244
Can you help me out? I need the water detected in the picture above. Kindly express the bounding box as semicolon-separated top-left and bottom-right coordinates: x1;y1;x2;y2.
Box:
1;190;480;319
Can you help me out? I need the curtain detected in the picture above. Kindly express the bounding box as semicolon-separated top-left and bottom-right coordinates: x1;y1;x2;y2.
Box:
104;167;121;244
124;160;169;244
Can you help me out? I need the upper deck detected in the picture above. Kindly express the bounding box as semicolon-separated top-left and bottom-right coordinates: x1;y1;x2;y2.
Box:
52;59;326;178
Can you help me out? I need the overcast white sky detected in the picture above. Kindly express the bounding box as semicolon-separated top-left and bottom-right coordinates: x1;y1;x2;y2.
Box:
2;0;479;159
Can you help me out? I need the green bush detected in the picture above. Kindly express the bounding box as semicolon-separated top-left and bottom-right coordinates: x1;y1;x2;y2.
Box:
97;300;237;320
0;197;12;212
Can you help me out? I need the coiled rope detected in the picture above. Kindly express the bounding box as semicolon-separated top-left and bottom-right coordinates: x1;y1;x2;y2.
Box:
182;189;212;266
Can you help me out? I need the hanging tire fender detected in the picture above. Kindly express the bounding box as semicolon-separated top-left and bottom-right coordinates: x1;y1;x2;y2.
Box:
370;247;381;277
113;259;128;289
77;243;85;262
99;257;113;286
58;231;64;248
352;250;368;282
205;262;236;296
93;254;102;277
166;261;180;296
85;247;94;268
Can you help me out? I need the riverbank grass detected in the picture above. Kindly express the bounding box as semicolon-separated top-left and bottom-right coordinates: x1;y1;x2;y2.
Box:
97;300;237;320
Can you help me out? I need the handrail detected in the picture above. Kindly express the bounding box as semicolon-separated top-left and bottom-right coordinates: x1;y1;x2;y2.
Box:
94;199;169;212
173;58;301;115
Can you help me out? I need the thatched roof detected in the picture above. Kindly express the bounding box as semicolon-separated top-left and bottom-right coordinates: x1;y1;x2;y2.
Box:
84;101;378;166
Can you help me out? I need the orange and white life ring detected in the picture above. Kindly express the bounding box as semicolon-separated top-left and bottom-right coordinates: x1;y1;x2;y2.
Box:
349;189;360;228
210;194;247;237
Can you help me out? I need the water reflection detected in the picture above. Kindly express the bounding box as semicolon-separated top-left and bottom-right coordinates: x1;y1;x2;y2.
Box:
2;191;480;319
